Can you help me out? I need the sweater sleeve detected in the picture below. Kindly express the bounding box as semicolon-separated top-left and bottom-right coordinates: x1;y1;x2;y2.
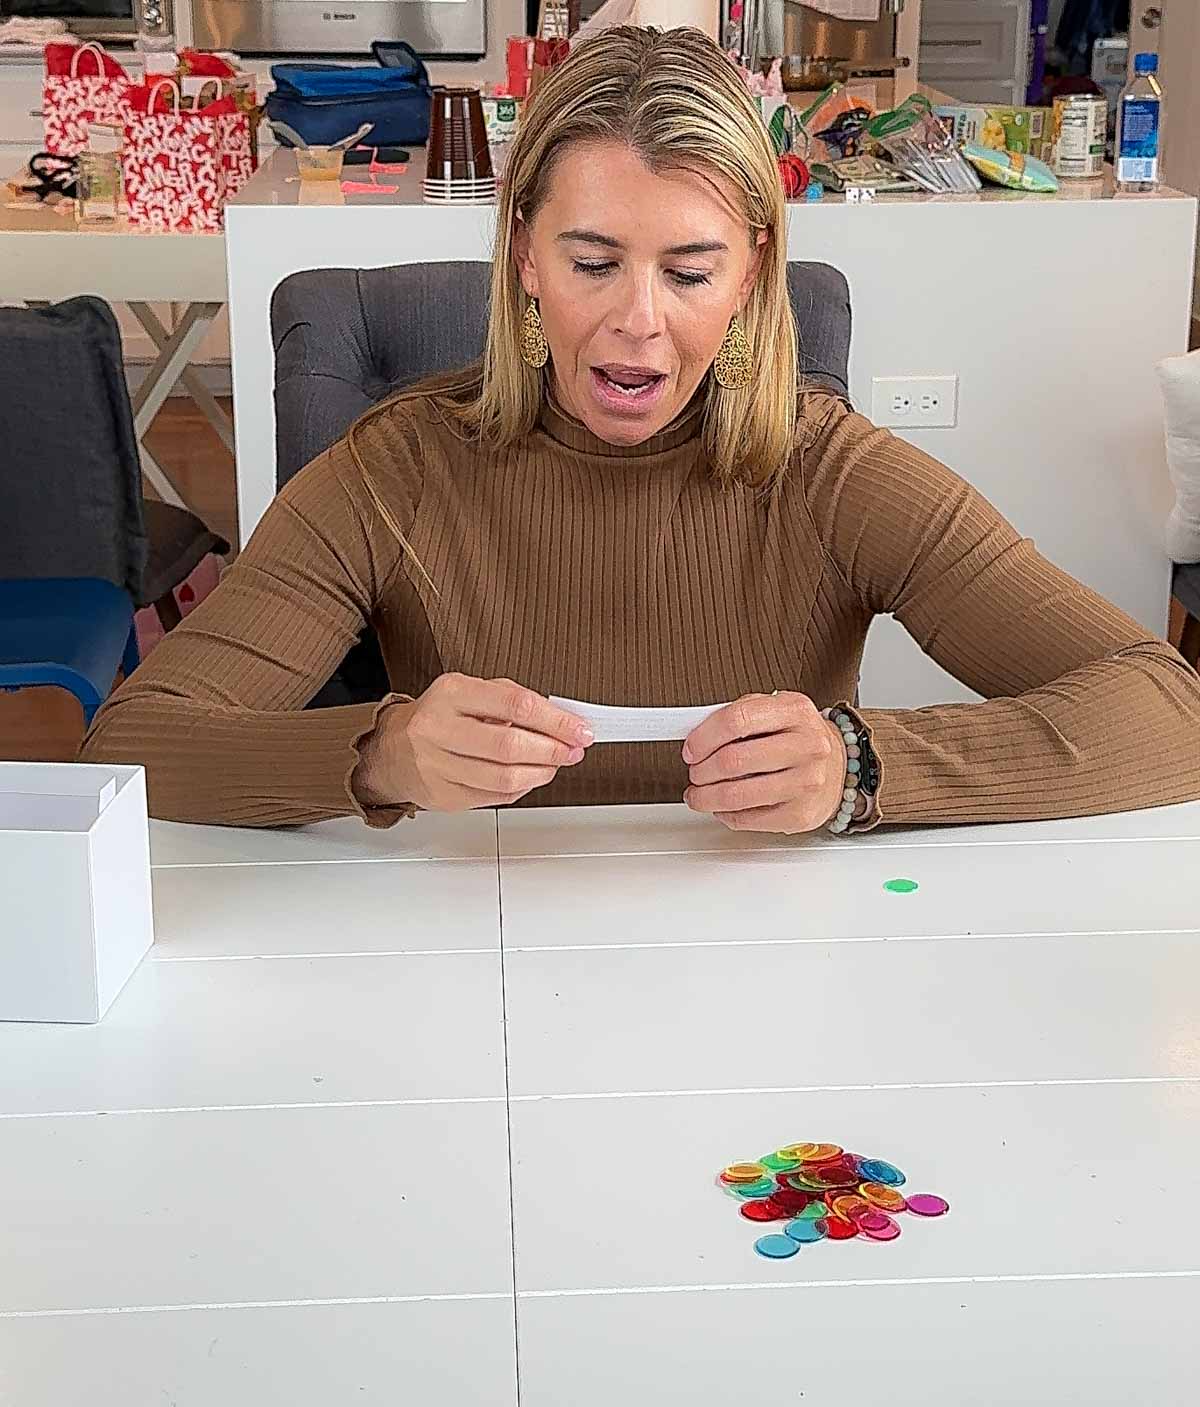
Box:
799;397;1200;825
80;431;414;828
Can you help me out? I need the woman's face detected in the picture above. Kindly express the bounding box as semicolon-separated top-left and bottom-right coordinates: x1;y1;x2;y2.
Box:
514;140;766;446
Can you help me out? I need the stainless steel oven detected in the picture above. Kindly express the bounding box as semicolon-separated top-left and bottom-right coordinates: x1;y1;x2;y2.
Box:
0;0;172;42
191;0;486;57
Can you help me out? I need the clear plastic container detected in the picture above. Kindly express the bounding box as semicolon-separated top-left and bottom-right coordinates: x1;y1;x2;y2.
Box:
294;147;345;183
76;150;121;224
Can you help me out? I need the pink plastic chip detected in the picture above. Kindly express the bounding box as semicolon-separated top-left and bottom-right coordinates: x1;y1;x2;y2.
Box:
905;1193;950;1217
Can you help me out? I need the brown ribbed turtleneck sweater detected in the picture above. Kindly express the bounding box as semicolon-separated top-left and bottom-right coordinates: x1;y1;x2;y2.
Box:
80;390;1200;828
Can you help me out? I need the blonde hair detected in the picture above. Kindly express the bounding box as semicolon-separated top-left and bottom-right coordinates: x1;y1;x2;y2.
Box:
350;25;797;517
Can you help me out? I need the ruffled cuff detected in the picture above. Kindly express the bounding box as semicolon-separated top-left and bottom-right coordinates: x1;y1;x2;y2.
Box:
346;692;418;829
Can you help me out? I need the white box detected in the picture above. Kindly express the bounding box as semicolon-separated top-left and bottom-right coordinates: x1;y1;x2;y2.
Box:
0;762;154;1024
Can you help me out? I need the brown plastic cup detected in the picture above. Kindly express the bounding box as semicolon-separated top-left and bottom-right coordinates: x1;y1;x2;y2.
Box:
427;87;493;182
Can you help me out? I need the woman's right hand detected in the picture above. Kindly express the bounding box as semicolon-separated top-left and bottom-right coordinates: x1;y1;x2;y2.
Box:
355;673;593;812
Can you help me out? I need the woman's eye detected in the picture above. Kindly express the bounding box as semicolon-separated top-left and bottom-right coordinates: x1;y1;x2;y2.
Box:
573;260;617;278
669;270;713;287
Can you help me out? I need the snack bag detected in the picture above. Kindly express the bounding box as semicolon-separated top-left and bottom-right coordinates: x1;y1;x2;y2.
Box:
962;142;1058;193
866;96;981;193
800;83;875;163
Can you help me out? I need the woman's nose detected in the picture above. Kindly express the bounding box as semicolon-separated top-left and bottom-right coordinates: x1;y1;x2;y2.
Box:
612;273;663;342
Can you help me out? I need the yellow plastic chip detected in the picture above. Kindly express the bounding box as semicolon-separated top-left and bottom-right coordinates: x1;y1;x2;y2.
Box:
721;1162;767;1183
860;1182;907;1211
798;1143;842;1163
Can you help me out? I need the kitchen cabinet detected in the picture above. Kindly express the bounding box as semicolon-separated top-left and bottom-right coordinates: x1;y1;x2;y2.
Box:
919;0;1030;104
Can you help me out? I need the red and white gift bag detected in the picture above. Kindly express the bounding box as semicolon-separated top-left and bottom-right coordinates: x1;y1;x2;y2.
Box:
190;75;255;200
43;42;132;157
122;81;253;233
218;108;255;198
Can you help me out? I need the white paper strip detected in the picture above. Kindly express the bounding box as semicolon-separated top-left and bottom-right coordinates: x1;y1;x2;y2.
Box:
549;695;728;743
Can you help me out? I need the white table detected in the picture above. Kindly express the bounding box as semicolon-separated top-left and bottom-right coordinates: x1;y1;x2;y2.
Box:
0;201;230;516
2;801;1199;1403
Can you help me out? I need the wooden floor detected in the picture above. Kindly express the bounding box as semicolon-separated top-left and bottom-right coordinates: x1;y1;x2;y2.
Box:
146;395;239;550
1;397;237;763
0;398;1191;765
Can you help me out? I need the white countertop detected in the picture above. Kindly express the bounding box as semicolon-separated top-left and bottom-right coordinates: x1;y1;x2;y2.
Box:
232;145;1193;211
231;145;439;209
2;800;1199;1403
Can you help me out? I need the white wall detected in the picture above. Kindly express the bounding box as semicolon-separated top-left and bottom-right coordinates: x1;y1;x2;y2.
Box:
432;0;526;86
1160;2;1200;194
1157;1;1200;317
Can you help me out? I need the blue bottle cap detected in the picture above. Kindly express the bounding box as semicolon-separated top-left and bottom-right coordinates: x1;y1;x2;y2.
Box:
1134;53;1158;74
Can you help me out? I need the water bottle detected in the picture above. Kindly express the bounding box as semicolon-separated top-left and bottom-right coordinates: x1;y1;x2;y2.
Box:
1116;53;1163;192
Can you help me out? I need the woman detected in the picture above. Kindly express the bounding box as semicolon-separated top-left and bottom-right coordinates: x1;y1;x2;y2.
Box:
82;26;1200;833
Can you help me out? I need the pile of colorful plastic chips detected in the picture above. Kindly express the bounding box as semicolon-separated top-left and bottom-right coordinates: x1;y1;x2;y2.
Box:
717;1141;949;1260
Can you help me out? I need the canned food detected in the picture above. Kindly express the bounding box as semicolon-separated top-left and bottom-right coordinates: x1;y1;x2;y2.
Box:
1053;94;1107;179
481;95;519;145
481;95;519;179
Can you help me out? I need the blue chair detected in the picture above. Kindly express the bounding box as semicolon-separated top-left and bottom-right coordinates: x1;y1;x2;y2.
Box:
0;579;139;724
0;298;227;732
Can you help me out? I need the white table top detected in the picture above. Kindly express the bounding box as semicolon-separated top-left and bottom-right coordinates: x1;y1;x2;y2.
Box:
3;801;1199;1404
0;199;228;302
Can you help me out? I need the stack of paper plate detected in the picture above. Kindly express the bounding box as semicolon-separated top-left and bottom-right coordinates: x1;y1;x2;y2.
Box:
422;175;497;204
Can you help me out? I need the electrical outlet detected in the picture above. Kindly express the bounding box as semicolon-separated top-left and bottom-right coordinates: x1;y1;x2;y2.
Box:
871;376;958;428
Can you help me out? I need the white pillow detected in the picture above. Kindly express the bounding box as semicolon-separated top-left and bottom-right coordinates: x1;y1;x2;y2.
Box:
1158;348;1200;564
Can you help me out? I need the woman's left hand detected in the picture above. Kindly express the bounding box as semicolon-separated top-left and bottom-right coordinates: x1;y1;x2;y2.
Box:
682;692;847;833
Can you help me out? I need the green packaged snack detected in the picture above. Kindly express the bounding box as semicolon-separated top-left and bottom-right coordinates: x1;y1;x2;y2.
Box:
962;141;1058;192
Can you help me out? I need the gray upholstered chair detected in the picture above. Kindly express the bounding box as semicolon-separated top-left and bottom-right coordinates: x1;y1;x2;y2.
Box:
270;261;853;701
272;260;851;485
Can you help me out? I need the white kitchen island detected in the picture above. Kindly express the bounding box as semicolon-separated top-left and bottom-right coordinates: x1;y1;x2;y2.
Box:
225;150;1198;709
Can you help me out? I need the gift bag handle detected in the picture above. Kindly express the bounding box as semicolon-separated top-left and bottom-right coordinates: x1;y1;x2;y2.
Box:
69;42;109;79
190;78;222;110
147;78;182;115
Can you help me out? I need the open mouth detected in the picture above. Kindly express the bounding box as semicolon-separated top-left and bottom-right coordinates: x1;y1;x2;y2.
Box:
590;364;668;409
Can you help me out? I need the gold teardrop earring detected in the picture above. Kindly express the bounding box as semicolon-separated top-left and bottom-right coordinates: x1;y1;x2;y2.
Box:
713;315;753;390
519;299;550;369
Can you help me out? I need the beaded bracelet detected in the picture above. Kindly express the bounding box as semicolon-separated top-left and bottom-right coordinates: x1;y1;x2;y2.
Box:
821;706;874;835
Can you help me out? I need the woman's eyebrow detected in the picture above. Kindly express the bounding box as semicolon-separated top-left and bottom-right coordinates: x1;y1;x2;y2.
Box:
664;240;727;256
558;228;622;248
557;229;728;256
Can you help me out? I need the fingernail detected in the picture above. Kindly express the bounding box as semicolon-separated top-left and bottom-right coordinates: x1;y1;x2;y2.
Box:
567;747;585;764
577;726;594;745
681;743;694;764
